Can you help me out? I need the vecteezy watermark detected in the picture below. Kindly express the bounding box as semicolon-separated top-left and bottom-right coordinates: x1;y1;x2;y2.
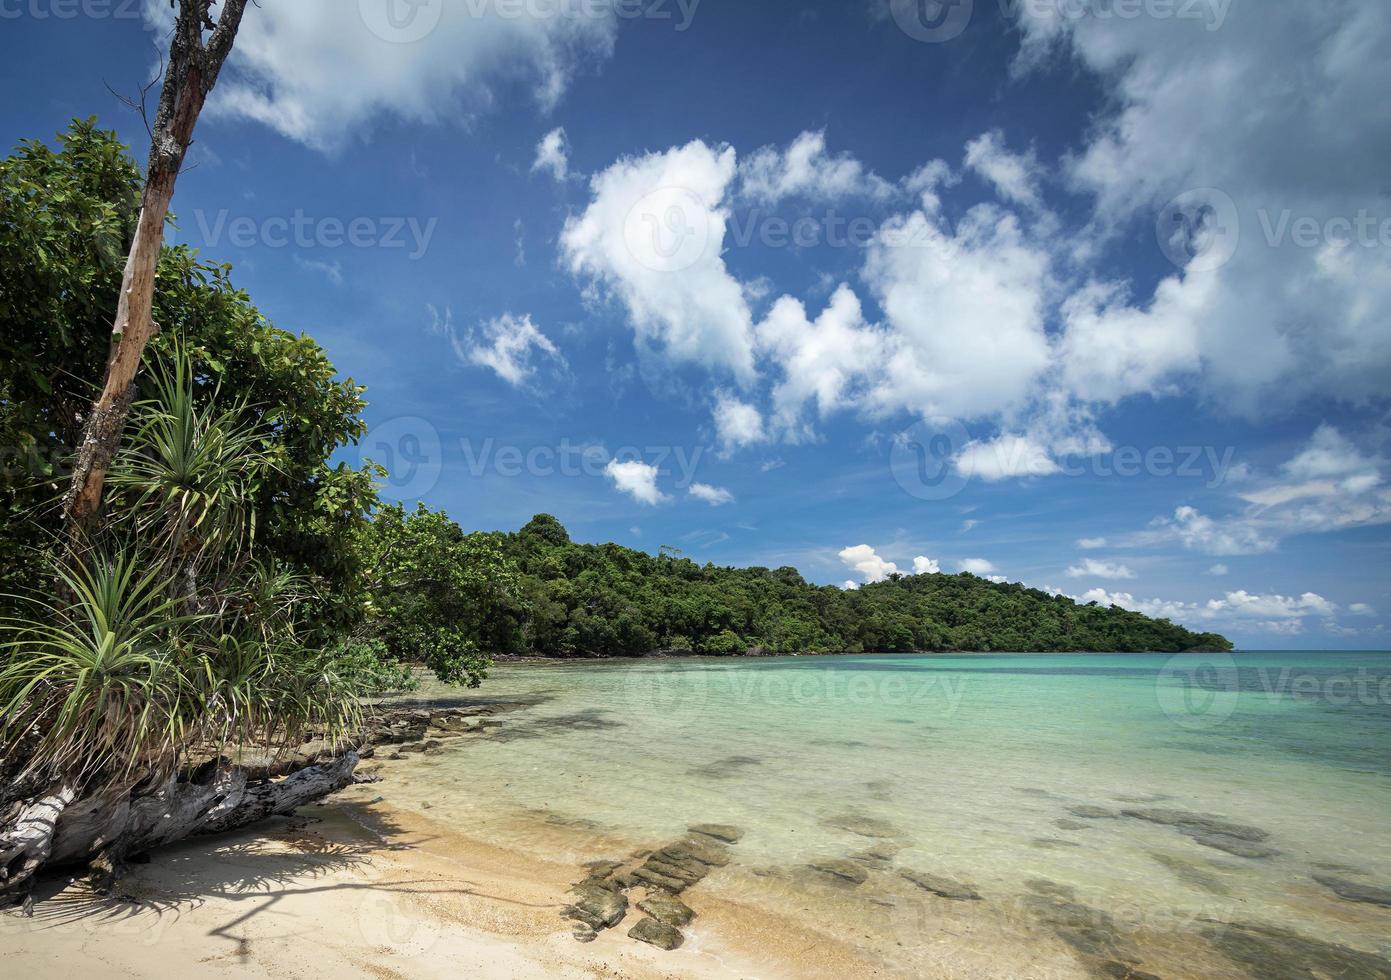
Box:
1158;189;1391;272
355;419;711;502
888;0;975;43
623;192;935;274
890;419;1239;503
355;890;443;958
620;660;969;725
887;0;1231;44
0;0;142;19
890;418;973;502
188;210;439;261
1256;209;1391;251
357;0;700;43
1156;653;1240;730
462;438;706;487
1156;187;1241;273
359;416;444;503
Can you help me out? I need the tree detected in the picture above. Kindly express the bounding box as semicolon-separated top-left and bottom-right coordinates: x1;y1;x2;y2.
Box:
65;0;249;533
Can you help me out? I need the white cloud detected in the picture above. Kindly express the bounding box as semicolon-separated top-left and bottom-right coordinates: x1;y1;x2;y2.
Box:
1135;427;1389;555
161;1;618;152
757;286;886;441
740;130;894;204
1077;537;1108;550
862;204;1052;420
712;391;767;454
293;255;344;286
532;127;570;182
604;459;668;506
1205;591;1336;620
964;130;1043;211
959;558;998;576
1208;564;1230;576
560;140;756;382
955;434;1061;481
1015;1;1391;411
462;313;565;387
689;483;734;506
912;556;940;575
1146;505;1279;557
1066;559;1136;581
840;544;899;584
1349;603;1377;616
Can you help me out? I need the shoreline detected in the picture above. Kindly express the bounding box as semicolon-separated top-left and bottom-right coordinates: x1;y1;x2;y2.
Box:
0;791;889;979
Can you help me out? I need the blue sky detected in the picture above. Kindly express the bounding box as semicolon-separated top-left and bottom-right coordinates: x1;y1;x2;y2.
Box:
3;0;1388;648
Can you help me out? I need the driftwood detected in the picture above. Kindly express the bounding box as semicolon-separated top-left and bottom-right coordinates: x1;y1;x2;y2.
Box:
0;752;359;905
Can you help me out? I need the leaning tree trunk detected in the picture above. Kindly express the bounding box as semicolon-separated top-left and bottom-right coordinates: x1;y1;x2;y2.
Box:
0;753;360;905
64;0;249;533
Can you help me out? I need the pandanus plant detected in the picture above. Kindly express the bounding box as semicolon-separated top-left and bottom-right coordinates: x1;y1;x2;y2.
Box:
1;346;362;795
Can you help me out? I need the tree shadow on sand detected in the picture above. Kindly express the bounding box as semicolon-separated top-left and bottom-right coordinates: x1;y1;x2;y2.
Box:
16;799;562;964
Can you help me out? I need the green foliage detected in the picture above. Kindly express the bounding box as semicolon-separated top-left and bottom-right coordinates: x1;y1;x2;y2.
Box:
351;504;529;687
485;515;1232;656
0;121;378;641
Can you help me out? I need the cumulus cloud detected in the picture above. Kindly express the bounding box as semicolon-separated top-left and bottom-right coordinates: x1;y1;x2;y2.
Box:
560;140;756;382
1349;603;1377;616
712;391;767;454
532;127;570;182
757;286;886;440
462;313;565;387
959;558;998;576
1066;559;1136;581
964;130;1043;212
912;556;941;575
689;483;734;506
154;1;617;152
955;434;1061;481
1015;0;1391;411
840;544;899;584
604;459;668;506
740;130;894;204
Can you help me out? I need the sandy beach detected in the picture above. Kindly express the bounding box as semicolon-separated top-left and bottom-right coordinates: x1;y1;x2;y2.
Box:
0;788;890;980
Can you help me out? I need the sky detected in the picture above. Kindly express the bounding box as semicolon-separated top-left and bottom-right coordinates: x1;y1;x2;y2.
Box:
2;0;1389;649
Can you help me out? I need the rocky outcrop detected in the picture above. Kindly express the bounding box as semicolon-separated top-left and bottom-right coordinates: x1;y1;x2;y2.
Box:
562;824;741;950
1313;874;1391;908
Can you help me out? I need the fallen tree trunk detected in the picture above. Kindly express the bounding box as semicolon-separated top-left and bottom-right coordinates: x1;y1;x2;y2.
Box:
0;752;358;905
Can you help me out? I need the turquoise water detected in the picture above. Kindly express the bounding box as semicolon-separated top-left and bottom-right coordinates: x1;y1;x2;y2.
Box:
388;652;1391;976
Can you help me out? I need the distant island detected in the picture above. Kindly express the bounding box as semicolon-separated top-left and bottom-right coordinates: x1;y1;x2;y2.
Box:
391;512;1232;660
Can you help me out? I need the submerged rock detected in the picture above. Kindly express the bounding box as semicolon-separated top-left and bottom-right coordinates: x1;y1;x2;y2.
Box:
1186;831;1277;860
899;870;981;901
630;866;688;893
1067;805;1119;820
809;859;869;885
689;823;743;843
1149;852;1230;895
629;916;684;950
1313;874;1391;908
565;879;628;929
659;836;731;868
1200;920;1391;979
1120;808;1269;842
1032;838;1084;849
1055;819;1093;832
639;893;695;927
821;812;900;839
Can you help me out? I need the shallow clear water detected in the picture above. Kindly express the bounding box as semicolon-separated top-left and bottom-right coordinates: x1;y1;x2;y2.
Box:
386;652;1391;976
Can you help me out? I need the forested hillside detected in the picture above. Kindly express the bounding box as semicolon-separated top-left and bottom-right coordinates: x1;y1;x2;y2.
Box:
366;510;1232;661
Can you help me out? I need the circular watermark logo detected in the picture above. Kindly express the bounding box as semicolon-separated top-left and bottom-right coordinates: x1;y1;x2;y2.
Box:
1156;187;1240;272
889;0;974;43
622;186;713;274
1155;652;1240;731
356;891;443;957
358;0;444;44
889;417;971;502
618;660;711;723
359;416;443;502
